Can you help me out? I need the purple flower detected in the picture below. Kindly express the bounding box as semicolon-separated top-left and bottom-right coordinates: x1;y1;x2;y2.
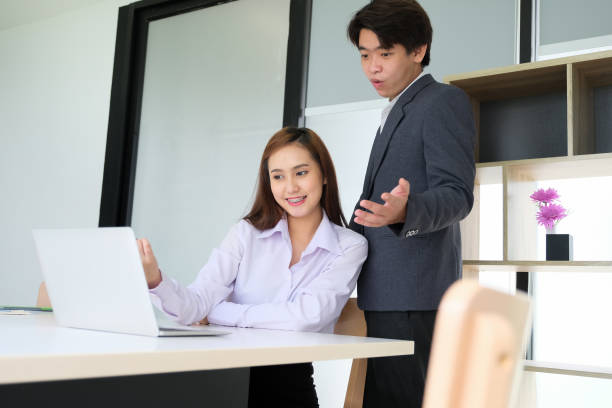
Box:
530;188;560;204
536;204;568;229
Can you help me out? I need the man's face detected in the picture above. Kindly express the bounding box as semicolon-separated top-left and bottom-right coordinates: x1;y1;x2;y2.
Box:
358;28;426;100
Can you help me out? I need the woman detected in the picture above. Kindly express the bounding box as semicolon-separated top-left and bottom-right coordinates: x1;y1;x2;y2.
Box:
137;127;367;408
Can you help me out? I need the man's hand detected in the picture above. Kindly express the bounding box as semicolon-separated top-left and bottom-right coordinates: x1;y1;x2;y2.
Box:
354;178;411;227
137;238;162;289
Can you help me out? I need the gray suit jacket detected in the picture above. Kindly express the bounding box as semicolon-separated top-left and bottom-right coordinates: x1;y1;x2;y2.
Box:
349;74;476;311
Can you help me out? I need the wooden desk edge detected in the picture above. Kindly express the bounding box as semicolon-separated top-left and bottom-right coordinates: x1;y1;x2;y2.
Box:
1;339;413;384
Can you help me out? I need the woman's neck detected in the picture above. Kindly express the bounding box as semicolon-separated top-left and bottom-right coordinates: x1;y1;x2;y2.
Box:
287;208;323;247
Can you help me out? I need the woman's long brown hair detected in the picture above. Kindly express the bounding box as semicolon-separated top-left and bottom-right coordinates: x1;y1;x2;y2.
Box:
244;127;347;230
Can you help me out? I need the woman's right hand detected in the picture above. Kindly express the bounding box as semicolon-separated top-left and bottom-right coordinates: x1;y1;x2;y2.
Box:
137;238;162;289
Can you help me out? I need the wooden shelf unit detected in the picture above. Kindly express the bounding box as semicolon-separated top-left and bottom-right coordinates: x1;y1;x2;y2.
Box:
445;51;612;275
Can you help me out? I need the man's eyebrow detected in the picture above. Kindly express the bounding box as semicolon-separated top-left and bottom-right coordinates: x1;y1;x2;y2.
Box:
358;45;386;51
270;163;310;173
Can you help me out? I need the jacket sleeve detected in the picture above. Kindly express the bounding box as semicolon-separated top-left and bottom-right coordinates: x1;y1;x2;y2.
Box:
390;86;476;239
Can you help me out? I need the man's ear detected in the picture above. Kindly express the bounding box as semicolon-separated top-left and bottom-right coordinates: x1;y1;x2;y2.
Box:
413;44;427;63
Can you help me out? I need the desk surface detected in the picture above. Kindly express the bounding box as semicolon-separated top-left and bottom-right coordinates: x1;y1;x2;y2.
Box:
1;313;413;384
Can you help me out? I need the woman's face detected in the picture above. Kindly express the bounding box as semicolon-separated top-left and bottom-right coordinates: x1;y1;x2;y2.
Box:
268;143;324;223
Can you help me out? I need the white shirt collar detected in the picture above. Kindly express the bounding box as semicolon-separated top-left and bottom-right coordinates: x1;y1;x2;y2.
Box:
255;211;341;255
380;70;426;132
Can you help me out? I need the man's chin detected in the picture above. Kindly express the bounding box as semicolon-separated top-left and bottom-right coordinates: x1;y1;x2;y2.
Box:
375;89;388;98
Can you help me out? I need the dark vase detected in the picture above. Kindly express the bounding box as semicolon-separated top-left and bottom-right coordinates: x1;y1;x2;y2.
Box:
546;234;573;261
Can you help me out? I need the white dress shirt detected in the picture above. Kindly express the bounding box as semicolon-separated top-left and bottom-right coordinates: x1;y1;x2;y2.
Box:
150;211;368;333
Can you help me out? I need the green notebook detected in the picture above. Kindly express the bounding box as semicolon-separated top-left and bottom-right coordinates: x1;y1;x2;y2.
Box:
0;305;52;312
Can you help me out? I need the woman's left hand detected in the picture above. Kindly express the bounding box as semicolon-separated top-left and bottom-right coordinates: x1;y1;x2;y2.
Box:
136;238;162;289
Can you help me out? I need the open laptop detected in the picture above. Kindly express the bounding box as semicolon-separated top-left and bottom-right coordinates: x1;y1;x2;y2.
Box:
32;227;227;337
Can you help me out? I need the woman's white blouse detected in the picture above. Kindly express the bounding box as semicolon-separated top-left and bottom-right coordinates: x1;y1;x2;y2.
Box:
150;212;368;333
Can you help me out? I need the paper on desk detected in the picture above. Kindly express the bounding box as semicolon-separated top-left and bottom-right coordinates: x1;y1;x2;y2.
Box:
0;310;31;315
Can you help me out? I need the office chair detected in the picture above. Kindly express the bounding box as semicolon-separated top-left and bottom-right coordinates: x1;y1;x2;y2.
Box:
333;298;367;408
422;280;531;408
36;282;52;308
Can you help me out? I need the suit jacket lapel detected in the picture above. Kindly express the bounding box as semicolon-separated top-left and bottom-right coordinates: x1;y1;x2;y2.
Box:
365;74;435;198
350;126;381;233
360;126;381;198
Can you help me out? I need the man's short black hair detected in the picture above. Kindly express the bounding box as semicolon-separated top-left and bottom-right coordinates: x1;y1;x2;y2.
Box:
347;0;433;67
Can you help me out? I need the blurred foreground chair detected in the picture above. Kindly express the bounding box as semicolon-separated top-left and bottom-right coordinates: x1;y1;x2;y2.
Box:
422;280;531;408
334;298;367;408
337;282;531;408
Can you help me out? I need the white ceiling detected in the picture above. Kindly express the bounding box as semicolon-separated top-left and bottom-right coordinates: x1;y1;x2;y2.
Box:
0;0;106;31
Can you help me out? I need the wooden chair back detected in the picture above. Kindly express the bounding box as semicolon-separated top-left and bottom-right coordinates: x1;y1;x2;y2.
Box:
422;280;531;408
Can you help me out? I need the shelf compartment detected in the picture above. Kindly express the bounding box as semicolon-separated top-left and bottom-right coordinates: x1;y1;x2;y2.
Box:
468;155;612;264
594;84;612;153
461;166;503;261
505;162;612;263
449;65;568;163
480;91;567;162
570;56;612;156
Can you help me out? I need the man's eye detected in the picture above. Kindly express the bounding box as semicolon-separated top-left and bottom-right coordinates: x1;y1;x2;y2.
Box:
381;52;391;57
360;54;368;59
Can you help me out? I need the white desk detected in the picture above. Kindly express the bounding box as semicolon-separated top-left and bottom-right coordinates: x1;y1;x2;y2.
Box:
1;312;413;385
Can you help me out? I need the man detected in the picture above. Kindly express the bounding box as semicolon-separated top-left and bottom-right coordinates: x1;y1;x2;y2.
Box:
347;1;476;407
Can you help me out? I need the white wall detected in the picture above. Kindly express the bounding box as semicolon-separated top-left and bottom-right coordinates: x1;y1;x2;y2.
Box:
0;0;130;305
307;0;517;106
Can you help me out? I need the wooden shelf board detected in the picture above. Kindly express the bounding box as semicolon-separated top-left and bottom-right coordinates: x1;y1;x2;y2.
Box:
445;50;612;84
446;51;612;101
475;153;612;180
475;165;503;185
524;360;612;379
448;68;566;101
463;261;612;273
477;156;568;169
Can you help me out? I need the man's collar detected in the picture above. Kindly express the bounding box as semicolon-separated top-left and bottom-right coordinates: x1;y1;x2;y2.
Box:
389;70;427;104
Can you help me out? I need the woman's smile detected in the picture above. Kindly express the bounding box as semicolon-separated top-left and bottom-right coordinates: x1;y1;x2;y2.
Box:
287;196;307;206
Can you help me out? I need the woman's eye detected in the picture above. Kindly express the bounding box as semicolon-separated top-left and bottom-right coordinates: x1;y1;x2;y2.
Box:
272;174;283;180
297;170;308;176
